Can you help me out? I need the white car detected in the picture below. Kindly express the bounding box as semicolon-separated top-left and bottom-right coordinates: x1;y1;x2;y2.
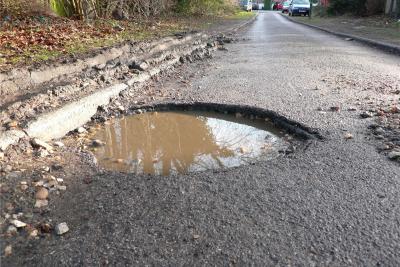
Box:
241;0;253;11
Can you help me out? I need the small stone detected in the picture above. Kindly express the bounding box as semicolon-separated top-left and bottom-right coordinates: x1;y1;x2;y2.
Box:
7;121;18;128
29;229;38;237
57;185;67;191
4;165;12;172
117;105;125;112
113;25;124;31
5;202;13;211
31;138;53;151
0;152;4;160
33;180;44;187
20;184;28;191
193;234;200;239
12;213;23;219
374;127;385;135
6;225;17;235
1;184;9;193
54;141;65;147
344;133;353;139
94;63;106;70
55;222;69;235
345;38;353;41
115;159;124;163
77;127;87;134
4;245;12;256
37;149;49;158
10;219;26;228
360;112;373;118
42;166;50;172
81;82;90;88
34;199;48;208
40;223;52;233
35;187;49;200
56;178;64;183
379;144;390;150
347;107;357;111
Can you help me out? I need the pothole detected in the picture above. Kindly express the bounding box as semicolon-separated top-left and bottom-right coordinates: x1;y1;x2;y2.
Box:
88;110;290;176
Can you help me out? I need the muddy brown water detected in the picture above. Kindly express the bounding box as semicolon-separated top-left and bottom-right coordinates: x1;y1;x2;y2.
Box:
90;111;288;176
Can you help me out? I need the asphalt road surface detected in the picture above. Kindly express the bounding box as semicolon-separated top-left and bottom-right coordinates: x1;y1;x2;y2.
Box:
6;11;400;266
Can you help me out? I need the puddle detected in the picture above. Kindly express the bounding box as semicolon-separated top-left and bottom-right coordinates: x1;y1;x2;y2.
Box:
90;111;288;175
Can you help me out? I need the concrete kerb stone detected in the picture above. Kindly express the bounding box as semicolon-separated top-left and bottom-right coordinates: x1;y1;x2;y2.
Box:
280;13;400;56
26;83;128;141
0;33;207;99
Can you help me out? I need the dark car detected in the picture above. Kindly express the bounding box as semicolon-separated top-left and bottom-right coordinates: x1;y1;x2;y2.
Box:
288;0;310;16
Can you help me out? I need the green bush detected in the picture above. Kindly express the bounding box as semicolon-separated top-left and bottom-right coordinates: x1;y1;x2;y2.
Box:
176;0;235;16
327;0;367;15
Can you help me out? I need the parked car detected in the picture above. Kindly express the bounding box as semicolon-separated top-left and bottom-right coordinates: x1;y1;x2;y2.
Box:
288;0;310;16
240;0;253;11
273;1;283;10
282;0;291;13
252;3;259;10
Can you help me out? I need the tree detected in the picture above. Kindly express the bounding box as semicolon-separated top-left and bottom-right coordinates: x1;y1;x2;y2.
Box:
264;0;271;10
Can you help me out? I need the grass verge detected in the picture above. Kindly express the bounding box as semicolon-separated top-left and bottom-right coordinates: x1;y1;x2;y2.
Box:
0;10;252;71
290;15;400;46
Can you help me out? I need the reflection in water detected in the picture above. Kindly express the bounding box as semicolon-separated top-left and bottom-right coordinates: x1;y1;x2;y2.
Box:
92;111;287;175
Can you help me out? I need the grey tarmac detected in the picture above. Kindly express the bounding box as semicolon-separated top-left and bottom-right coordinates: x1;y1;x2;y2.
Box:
2;11;400;266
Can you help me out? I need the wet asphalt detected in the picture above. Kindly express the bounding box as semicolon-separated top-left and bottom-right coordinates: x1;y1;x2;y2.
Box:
5;11;400;266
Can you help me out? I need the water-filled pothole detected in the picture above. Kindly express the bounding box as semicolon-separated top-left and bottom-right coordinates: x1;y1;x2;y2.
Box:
90;111;289;175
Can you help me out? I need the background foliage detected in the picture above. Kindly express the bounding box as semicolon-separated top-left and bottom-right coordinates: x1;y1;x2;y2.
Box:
0;0;237;19
327;0;386;15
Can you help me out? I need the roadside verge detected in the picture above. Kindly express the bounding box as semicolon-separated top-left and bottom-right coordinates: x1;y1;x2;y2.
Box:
280;13;400;56
0;14;258;152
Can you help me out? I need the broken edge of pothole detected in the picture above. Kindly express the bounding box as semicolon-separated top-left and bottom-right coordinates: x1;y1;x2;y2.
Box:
83;101;323;175
117;102;323;141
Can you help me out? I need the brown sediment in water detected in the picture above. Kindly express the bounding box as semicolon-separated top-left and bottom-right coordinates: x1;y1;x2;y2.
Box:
90;111;287;176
